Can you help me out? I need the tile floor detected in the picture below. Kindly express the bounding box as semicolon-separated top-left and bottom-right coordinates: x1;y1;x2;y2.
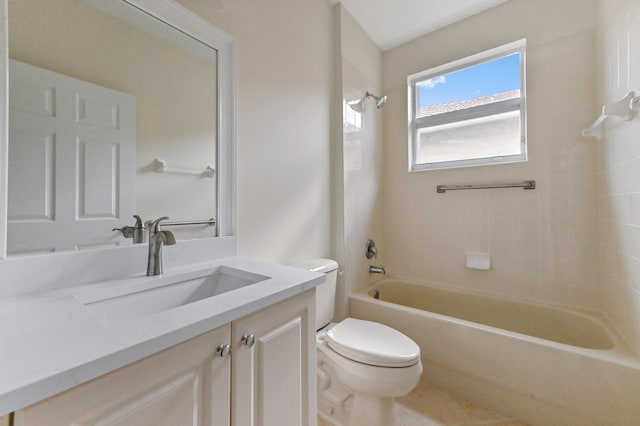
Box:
318;377;528;426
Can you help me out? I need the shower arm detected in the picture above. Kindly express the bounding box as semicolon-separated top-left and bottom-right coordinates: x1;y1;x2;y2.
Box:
365;91;387;109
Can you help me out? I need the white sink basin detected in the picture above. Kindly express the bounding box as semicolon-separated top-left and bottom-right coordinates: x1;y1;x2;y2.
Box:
77;266;270;325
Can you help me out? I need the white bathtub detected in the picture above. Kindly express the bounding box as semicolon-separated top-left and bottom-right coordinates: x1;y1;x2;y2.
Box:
349;278;640;426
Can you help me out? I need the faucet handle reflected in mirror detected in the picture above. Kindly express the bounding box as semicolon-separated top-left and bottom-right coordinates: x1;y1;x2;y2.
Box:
112;215;145;244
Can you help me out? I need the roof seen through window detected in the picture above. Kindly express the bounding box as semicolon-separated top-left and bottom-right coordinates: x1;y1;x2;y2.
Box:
417;52;521;108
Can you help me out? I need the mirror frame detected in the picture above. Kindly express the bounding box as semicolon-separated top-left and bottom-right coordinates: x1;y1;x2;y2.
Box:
0;0;236;259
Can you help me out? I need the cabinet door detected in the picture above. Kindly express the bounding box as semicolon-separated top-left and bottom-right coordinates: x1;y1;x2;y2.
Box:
232;290;316;426
15;325;231;426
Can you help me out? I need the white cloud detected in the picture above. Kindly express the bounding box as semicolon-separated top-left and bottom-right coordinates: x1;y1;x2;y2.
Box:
423;76;446;89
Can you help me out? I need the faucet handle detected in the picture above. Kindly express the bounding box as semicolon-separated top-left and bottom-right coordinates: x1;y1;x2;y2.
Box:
365;239;378;259
148;216;170;234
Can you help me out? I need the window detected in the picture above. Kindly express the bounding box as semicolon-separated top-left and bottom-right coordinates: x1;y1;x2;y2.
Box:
408;40;526;171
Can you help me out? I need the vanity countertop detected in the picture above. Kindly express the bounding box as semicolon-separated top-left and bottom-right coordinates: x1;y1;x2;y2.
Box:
0;256;323;416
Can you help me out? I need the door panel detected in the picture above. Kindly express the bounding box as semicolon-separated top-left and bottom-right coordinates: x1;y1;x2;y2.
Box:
232;290;316;426
15;326;231;426
258;318;303;426
8;59;136;254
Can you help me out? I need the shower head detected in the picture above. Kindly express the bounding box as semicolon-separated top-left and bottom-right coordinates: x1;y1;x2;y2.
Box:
366;91;387;109
348;92;387;112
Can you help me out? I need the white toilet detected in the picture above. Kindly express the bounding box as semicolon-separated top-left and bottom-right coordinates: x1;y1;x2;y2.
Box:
296;259;423;426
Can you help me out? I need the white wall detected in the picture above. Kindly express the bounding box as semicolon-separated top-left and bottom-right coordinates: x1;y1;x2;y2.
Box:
382;0;601;310
596;0;640;354
177;0;335;264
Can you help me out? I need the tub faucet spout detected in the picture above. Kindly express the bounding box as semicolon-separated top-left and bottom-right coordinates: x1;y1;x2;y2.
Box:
369;265;385;274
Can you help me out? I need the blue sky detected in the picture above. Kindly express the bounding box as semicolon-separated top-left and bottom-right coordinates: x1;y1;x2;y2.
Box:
418;53;520;107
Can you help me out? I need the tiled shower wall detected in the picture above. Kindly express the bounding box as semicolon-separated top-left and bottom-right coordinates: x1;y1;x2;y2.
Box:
382;0;601;310
596;0;640;354
335;6;384;319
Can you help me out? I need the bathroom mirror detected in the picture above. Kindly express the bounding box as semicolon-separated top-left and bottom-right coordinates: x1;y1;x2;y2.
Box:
0;0;236;257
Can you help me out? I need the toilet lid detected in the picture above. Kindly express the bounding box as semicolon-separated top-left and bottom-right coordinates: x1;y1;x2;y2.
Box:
325;318;420;367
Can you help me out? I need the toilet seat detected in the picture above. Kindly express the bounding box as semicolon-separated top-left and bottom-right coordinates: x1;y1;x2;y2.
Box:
325;318;420;367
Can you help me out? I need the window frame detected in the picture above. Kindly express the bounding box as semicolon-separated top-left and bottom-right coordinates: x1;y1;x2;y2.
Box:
407;39;527;172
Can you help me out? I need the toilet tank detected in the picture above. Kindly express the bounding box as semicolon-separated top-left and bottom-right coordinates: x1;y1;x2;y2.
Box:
293;259;338;330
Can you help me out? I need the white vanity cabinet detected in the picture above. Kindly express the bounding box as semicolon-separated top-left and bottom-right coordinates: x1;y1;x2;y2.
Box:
14;290;315;426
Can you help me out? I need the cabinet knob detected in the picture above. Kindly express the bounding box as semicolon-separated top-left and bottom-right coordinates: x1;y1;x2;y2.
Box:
241;334;255;348
216;344;231;359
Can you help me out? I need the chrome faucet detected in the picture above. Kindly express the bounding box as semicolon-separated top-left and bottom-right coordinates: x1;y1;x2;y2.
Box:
113;215;145;244
369;265;385;274
146;217;176;276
